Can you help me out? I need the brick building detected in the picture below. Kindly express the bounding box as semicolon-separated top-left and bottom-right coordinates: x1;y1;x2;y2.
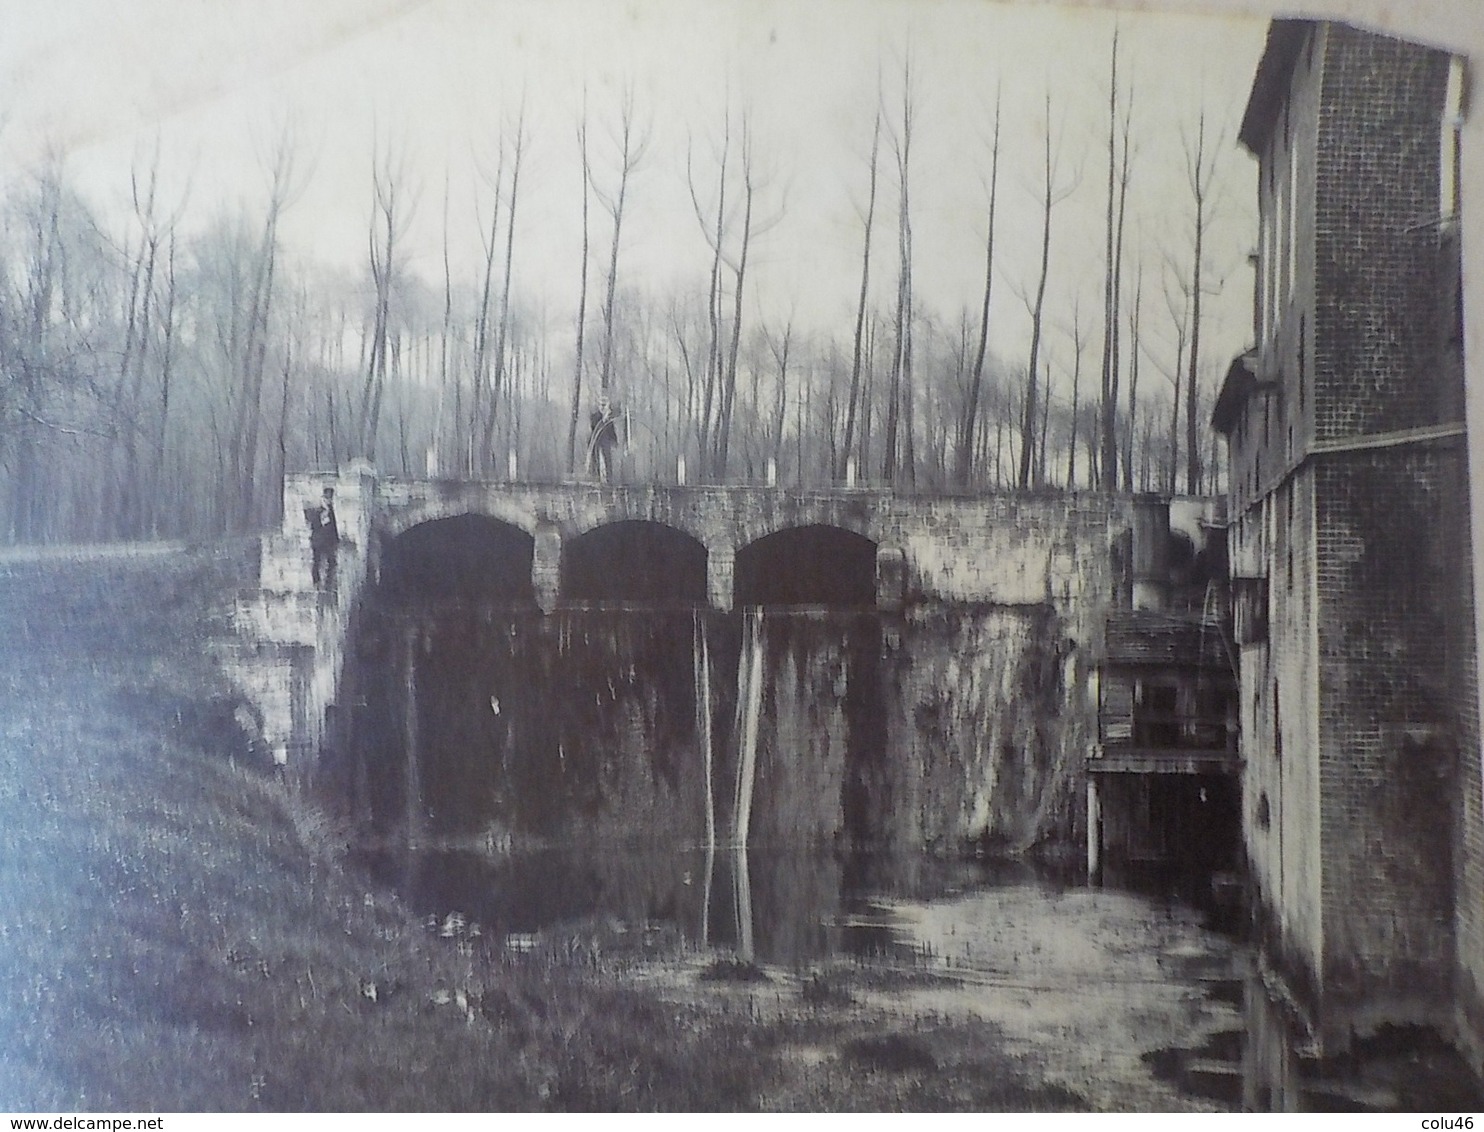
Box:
1212;19;1481;1062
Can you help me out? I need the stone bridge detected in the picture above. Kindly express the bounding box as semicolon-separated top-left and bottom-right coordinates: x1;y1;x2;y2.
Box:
228;463;1139;781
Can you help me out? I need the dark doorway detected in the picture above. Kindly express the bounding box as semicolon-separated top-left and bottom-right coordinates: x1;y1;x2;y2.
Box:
734;525;877;607
560;521;708;605
380;514;536;607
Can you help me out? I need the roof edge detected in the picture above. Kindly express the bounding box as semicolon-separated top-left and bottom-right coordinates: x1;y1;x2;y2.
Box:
1239;19;1315;155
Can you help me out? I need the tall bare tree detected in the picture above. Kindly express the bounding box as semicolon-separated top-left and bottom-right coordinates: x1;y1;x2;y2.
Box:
478;102;529;473
686;113;730;477
593;91;649;408
222;133;300;528
956;86;1002;487
1064;300;1089;488
1181;111;1220;495
567;103;593;473
1018;91;1077;488
1121;265;1143;491
358;135;416;463
1097;31;1135;490
883;58;916;487
840;107;881;481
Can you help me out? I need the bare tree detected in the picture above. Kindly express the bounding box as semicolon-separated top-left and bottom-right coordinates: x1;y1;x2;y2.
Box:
1122;264;1143;491
686;113;730;477
1018;91;1077;489
714;116;783;479
841;106;881;481
883;57;916;487
470;147;503;474
478;101;529;473
1143;260;1191;493
1063;299;1089;488
767;319;793;469
223;132;300;528
1181;111;1220;495
1097;31;1135;491
592;91;649;409
956;86;1002;487
567;102;593;474
358;134;416;463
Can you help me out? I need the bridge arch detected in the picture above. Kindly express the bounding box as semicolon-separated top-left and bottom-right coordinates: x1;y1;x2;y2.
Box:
378;498;540;543
379;513;537;606
560;519;709;606
734;524;879;607
729;503;881;553
562;506;715;552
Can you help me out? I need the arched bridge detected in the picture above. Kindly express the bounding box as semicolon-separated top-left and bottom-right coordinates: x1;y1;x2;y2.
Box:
231;464;1136;774
286;467;1129;611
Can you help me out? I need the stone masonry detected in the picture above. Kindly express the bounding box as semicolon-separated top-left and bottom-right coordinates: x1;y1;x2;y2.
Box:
230;473;1140;794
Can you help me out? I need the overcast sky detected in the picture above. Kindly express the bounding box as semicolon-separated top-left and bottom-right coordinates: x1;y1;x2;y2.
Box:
1;0;1270;393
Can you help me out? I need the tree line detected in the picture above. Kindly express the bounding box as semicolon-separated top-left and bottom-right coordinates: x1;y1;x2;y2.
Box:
0;44;1236;545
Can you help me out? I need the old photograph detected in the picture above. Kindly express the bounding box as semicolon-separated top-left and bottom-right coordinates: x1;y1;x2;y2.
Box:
0;0;1480;1114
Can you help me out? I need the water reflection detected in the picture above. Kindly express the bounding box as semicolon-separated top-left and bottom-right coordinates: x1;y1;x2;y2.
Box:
356;844;1068;966
357;844;1481;1112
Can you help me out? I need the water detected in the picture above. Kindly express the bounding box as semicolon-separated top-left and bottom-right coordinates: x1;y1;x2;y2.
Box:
338;601;1481;1110
357;844;1061;965
354;841;1482;1111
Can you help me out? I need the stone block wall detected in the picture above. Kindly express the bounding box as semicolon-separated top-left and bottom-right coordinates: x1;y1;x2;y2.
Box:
226;464;375;779
231;475;1146;806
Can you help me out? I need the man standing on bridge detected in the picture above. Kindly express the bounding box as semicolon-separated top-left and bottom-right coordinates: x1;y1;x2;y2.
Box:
306;486;340;590
587;396;621;483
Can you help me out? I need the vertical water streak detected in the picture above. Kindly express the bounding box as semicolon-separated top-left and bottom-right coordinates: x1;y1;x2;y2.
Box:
695;612;717;946
733;846;755;961
733;608;765;848
403;623;424;848
695;612;716;852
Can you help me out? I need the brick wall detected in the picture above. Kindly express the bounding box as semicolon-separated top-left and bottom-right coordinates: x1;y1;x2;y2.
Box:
1314;26;1453;442
1448;464;1484;1074
1227;20;1474;1052
1314;449;1460;1036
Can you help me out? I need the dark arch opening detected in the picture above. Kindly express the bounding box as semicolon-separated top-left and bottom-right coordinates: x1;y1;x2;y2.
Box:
561;520;708;605
734;525;878;607
380;514;535;606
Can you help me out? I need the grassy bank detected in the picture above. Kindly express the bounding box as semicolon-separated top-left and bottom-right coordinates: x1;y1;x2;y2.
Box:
0;543;1083;1112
